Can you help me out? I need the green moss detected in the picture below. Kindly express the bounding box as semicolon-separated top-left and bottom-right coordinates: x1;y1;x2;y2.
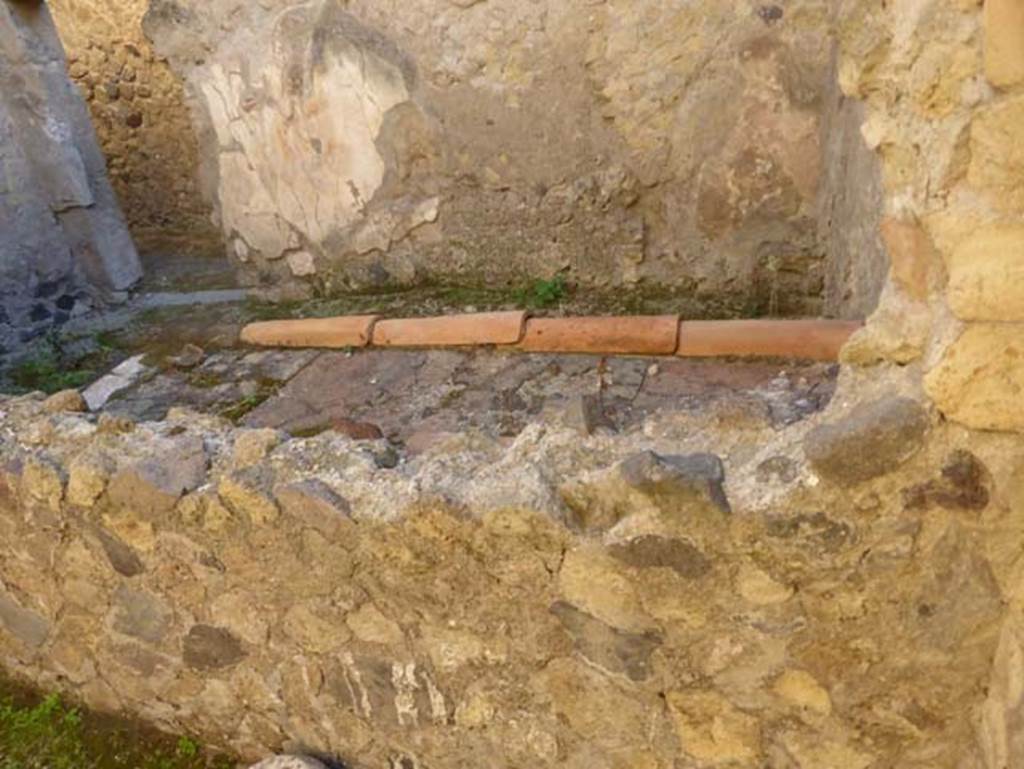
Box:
218;379;280;424
219;393;268;423
0;683;232;769
6;337;97;394
91;330;126;354
7;355;95;394
234;275;756;327
513;275;569;309
188;371;225;389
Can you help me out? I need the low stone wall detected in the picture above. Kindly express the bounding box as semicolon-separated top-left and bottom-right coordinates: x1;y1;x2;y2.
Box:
1;368;1022;767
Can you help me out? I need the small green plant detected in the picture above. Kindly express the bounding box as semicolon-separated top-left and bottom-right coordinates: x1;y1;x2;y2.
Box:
0;693;88;769
92;330;124;354
188;371;224;389
176;736;200;759
8;353;95;394
218;380;279;424
1;328;125;395
515;275;568;309
0;683;234;769
220;393;267;423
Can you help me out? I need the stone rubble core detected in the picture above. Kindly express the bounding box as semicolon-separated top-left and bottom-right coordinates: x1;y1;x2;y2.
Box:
1;360;1023;768
240;314;862;362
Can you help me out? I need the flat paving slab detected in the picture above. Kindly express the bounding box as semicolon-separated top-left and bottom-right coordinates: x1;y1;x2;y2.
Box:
99;346;838;454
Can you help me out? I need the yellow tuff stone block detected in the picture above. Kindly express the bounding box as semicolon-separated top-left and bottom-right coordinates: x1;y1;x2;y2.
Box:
985;0;1024;88
947;225;1024;321
925;324;1024;432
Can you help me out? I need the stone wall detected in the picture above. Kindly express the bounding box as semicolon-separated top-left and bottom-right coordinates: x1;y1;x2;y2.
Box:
47;0;220;254
0;0;141;356
828;0;1024;761
1;366;1022;768
833;0;1024;426
137;0;847;314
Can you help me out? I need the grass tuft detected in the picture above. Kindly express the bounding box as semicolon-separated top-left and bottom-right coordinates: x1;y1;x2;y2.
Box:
0;685;232;769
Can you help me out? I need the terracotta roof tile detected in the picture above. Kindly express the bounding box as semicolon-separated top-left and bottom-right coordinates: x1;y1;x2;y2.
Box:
372;311;527;347
517;316;679;355
676;320;861;361
240;316;379;348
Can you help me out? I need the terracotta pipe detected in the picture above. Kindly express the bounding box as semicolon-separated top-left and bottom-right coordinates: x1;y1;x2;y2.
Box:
517;316;680;355
239;315;379;348
239;314;861;361
372;311;527;347
675;319;861;362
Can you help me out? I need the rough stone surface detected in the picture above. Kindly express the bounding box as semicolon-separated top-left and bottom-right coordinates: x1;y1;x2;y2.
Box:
42;389;87;414
110;586;172;644
618;451;730;512
273;479;351;536
828;0;1024;447
66;454;113;508
925;324;1024;432
0;377;1017;766
666;689;762;765
0;2;141;356
550;601;662;682
96;528;145;577
249;759;328;769
773;669;832;716
947;225;1024;321
559;450;732;531
984;0;1024;89
82;355;149;411
980;600;1024;768
218;468;279;526
839;287;932;365
879;217;934;301
182;625;246;671
168;343;205;370
20;455;65;512
239;350;837;447
232;429;282;468
968;94;1024;215
106;436;208;516
563;393;616;437
903;450;991;512
608;535;712;580
0;589;49;650
804;397;929;485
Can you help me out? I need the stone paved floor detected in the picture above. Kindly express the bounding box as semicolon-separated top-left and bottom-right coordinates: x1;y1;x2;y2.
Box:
100;345;839;455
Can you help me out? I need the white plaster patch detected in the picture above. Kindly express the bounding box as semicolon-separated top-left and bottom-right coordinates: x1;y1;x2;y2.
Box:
286;251;316;277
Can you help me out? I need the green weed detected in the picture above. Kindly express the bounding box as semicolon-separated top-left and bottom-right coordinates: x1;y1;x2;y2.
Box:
0;687;232;769
218;380;279;423
514;275;568;309
7;351;95;394
0;693;87;769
